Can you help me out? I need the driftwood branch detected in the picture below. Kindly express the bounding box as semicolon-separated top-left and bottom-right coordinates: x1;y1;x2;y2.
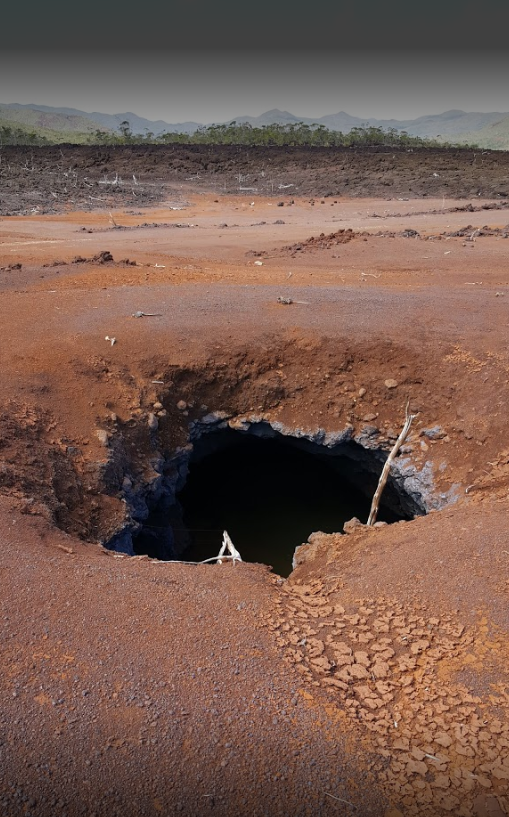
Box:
367;401;416;526
157;530;242;566
216;530;243;564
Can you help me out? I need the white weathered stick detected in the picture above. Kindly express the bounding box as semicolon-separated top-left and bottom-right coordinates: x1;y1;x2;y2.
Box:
156;555;240;565
367;401;416;526
156;530;242;566
217;530;242;564
323;792;355;807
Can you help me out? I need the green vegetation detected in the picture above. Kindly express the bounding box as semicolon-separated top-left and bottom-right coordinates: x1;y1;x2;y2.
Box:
87;120;454;149
0;116;469;149
452;115;509;151
0;122;50;145
0;104;109;145
0;118;104;145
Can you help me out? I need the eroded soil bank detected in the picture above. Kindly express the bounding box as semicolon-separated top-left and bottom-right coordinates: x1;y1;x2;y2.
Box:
1;148;509;816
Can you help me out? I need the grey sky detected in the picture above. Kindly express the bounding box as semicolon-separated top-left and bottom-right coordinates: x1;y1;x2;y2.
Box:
3;0;508;52
2;0;508;123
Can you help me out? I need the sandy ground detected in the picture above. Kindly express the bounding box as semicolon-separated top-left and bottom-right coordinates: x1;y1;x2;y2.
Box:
1;147;509;817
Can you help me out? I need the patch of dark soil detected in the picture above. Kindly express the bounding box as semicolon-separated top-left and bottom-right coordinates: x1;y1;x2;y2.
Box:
373;223;509;241
448;199;509;211
42;251;139;267
79;221;193;233
370;199;509;220
447;223;509;238
281;228;359;255
0;402;122;540
2;144;509;214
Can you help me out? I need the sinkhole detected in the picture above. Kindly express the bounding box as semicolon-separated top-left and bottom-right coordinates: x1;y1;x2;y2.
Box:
132;427;414;577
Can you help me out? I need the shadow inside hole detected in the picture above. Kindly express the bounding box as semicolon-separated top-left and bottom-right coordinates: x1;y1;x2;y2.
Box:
178;435;403;577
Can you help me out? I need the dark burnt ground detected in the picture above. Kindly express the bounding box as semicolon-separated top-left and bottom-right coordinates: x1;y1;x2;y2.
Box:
1;144;509;215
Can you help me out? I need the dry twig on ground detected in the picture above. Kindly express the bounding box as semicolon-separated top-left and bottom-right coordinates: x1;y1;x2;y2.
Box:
367;401;416;526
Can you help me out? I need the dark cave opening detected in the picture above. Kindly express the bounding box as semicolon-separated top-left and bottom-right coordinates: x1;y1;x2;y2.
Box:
174;433;406;577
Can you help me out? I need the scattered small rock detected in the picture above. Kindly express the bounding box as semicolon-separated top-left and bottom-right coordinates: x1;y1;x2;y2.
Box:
132;311;162;318
201;411;230;424
343;517;364;534
96;429;109;446
384;379;398;389
147;413;159;431
74;250;113;264
421;425;446;440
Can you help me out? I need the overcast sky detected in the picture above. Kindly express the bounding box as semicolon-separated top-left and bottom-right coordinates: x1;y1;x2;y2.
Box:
2;1;508;123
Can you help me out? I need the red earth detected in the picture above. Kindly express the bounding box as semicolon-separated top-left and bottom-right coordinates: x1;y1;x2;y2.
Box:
1;145;509;817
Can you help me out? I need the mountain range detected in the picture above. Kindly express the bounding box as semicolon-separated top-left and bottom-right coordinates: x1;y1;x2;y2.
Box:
2;102;509;148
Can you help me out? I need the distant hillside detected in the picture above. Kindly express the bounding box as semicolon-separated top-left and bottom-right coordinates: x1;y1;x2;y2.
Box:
2;103;200;137
0;116;84;145
452;115;509;150
232;109;311;127
2;103;509;148
367;110;505;139
229;108;508;143
0;104;110;144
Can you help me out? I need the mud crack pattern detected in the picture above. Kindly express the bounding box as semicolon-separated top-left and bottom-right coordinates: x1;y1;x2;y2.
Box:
266;579;509;816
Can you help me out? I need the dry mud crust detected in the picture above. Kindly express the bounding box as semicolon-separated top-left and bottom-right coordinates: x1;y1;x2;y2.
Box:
1;144;509;215
273;497;509;817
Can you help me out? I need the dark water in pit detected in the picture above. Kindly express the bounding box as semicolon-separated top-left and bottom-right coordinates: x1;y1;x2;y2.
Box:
178;436;398;577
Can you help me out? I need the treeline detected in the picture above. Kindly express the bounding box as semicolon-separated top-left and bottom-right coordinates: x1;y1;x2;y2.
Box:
88;120;455;149
0;119;463;149
0;124;50;146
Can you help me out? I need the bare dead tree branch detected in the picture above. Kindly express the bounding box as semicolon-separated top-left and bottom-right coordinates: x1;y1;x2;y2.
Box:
367;401;416;526
155;530;242;566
